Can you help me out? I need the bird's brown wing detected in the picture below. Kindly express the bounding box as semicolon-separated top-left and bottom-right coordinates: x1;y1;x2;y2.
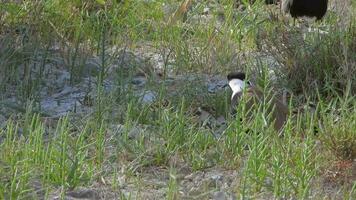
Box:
230;86;289;131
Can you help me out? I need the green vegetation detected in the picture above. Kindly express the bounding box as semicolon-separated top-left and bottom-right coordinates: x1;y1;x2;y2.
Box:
0;0;355;199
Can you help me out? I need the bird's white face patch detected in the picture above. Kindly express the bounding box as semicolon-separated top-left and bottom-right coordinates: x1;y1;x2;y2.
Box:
228;79;247;99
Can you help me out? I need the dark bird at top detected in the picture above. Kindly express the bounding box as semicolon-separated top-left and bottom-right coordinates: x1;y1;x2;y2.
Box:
265;0;279;5
282;0;328;20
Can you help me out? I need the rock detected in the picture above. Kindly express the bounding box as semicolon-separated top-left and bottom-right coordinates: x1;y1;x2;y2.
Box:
116;50;142;68
213;191;236;200
264;177;273;187
207;78;227;93
211;174;223;182
0;114;6;128
202;7;210;15
39;85;94;117
140;90;156;104
127;126;144;140
149;53;174;76
56;70;71;86
114;49;151;74
84;57;102;77
131;75;147;86
196;108;213;125
216;116;227;126
213;191;227;200
66;188;100;199
30;179;46;199
208;174;223;187
213;125;227;138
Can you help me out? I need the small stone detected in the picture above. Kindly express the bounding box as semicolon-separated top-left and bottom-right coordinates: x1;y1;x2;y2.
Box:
66;188;99;199
115;50;145;70
265;177;273;187
196;108;212;124
0;114;6;128
208;79;227;93
211;174;223;181
213;124;227;138
216;116;227;126
213;191;236;200
140;91;156;104
131;76;147;86
202;7;210;15
128;126;144;140
213;191;227;200
84;57;101;77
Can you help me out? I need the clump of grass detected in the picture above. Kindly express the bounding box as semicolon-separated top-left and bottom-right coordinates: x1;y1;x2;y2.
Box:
259;22;356;98
0;112;111;198
167;168;180;199
319;93;356;160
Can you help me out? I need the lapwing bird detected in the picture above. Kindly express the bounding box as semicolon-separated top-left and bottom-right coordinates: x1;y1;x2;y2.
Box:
282;0;328;21
227;72;289;131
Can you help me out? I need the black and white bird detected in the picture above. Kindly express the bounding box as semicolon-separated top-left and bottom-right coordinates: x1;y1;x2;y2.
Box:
282;0;328;21
227;72;289;131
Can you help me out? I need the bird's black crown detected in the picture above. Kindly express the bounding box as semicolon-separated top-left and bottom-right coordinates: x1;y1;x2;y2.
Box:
227;72;246;81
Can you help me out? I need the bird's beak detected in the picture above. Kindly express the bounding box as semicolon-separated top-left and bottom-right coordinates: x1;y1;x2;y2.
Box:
223;83;229;88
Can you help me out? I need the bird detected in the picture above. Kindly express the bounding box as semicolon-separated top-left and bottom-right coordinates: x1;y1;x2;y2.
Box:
265;0;279;5
281;0;328;21
227;72;289;132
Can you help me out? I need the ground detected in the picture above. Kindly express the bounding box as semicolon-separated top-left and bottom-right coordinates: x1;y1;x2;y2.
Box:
0;0;355;199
